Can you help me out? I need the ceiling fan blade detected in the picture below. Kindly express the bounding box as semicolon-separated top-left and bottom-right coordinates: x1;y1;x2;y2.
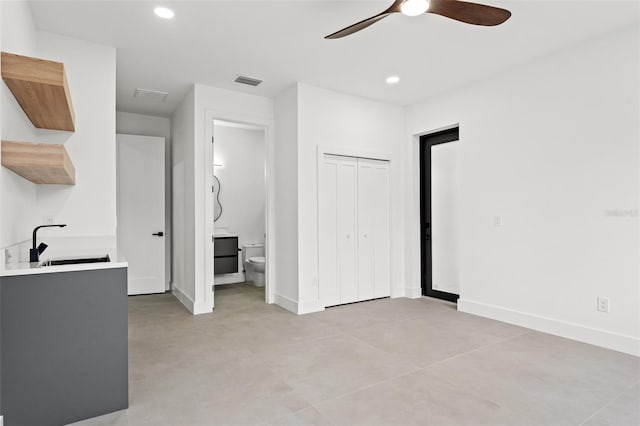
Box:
427;0;511;26
325;0;403;39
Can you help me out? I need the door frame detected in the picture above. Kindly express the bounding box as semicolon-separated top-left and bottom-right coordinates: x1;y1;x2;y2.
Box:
316;144;393;310
419;127;460;303
204;110;276;305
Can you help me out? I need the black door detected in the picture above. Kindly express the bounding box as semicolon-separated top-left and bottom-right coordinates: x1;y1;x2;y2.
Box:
420;127;460;303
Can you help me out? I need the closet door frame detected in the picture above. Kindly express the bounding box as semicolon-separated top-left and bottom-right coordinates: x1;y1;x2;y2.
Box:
316;145;393;308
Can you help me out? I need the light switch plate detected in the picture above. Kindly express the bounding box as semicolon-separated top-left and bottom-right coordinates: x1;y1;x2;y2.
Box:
597;297;610;313
493;215;502;227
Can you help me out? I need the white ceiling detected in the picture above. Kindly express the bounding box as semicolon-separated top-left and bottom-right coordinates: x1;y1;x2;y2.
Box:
29;0;640;117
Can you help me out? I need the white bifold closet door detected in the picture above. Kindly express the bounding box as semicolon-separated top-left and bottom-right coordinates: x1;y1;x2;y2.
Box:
319;155;390;307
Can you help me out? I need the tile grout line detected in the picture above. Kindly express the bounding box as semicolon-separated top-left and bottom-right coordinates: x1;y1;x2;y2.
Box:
298;331;535;415
305;372;409;415
577;378;640;426
393;328;538;383
257;314;426;418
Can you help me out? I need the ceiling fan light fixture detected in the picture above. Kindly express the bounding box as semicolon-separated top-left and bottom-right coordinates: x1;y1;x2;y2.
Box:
386;75;400;85
400;0;430;17
154;6;174;19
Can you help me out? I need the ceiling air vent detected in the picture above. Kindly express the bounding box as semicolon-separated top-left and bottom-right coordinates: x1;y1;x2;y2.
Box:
234;75;263;87
133;88;168;103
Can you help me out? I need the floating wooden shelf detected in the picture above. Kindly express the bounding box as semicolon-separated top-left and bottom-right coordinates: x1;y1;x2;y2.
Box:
1;52;75;131
1;141;76;185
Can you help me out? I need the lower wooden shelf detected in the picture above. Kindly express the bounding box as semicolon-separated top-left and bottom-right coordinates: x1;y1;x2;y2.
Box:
1;140;76;185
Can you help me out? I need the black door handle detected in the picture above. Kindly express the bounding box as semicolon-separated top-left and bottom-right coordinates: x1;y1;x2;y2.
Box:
152;232;164;237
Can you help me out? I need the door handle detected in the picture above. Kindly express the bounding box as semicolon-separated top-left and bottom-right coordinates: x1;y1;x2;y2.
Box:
152;232;164;237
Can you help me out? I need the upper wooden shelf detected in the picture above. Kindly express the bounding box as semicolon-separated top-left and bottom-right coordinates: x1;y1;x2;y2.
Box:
1;140;76;185
1;52;75;132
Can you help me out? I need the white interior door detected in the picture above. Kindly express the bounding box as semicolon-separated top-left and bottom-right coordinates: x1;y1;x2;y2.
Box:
357;158;390;300
357;159;375;301
338;157;358;304
319;155;340;306
117;134;166;295
371;160;390;298
319;154;390;307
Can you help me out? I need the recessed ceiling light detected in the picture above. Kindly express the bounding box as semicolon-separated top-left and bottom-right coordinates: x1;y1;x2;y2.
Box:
154;7;174;19
386;75;400;85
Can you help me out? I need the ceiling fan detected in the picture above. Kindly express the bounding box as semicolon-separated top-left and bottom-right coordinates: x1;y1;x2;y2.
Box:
325;0;512;39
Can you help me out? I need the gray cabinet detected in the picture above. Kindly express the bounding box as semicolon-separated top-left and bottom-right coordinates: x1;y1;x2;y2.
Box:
0;267;128;426
214;236;238;275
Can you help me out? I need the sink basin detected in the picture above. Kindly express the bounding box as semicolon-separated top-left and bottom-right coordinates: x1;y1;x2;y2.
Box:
39;255;110;267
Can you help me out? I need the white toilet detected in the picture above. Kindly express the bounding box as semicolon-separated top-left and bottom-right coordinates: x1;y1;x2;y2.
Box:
242;243;265;287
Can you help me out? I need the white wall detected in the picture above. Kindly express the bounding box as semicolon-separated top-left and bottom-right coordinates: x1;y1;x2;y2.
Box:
213;124;265;277
405;25;640;356
116;111;172;290
273;85;299;310
36;33;117;241
296;83;406;313
0;0;36;55
1;1;40;249
171;87;195;308
1;2;117;255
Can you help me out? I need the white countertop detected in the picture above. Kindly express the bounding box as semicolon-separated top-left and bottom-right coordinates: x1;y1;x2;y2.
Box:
1;243;127;277
1;258;128;277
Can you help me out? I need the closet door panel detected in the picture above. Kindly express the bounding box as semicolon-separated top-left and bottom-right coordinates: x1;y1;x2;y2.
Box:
318;156;340;307
338;158;358;304
373;161;391;298
357;159;375;301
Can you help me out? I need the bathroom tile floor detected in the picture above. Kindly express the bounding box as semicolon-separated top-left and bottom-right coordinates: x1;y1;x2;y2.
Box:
72;283;640;426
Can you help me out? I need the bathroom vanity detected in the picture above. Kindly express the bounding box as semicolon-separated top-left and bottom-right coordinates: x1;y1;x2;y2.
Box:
214;235;238;275
0;258;129;426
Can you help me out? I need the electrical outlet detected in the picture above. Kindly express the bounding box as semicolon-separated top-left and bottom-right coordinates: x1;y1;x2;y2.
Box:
597;297;610;313
43;215;55;225
493;215;502;227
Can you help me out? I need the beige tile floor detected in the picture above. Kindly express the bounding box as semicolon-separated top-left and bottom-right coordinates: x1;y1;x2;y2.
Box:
72;283;640;426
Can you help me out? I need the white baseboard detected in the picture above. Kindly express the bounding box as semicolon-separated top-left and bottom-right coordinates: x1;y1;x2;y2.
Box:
274;293;298;314
172;286;195;314
274;293;325;315
171;284;213;315
298;300;325;315
458;299;640;357
193;301;213;315
404;287;422;299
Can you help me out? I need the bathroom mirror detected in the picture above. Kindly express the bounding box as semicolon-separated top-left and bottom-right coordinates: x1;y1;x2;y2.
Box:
213;175;222;222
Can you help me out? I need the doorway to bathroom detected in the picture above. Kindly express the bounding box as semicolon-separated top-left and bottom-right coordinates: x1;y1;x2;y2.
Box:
211;119;268;307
